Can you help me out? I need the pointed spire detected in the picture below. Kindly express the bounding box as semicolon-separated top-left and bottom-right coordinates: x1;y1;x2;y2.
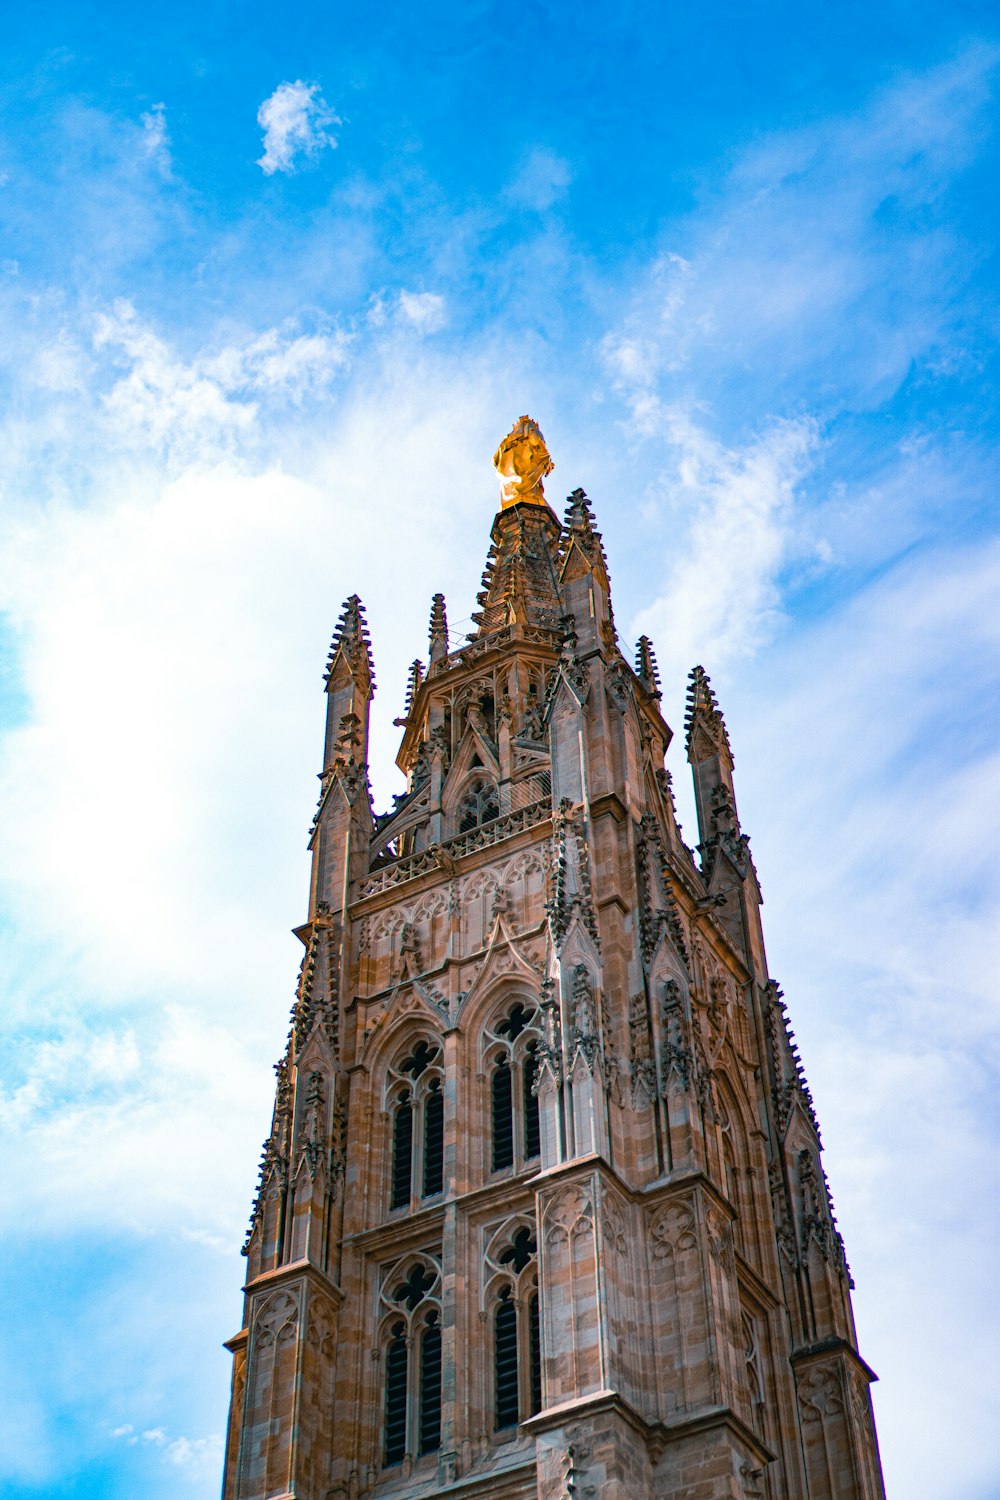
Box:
635;636;662;697
325;595;375;696
470;508;562;639
559;488;616;647
685;664;732;763
404;659;424;716
428;593;448;663
563;486;599;535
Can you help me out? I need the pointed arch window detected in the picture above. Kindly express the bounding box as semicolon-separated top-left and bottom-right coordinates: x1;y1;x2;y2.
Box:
485;1222;542;1431
379;1257;443;1468
485;1001;542;1175
386;1040;445;1214
457;776;500;833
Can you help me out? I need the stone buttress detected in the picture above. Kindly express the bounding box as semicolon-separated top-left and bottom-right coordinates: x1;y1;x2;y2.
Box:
221;417;886;1500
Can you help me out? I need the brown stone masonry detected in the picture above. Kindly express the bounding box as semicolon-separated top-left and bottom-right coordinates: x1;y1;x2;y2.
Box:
221;417;885;1500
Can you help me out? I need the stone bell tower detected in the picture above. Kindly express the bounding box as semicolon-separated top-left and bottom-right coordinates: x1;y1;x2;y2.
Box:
221;418;886;1500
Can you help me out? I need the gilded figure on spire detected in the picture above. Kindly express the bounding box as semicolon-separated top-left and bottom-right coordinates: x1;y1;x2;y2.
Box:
493;414;554;509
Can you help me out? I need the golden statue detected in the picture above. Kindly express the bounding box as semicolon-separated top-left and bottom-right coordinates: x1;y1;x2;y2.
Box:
493;415;553;509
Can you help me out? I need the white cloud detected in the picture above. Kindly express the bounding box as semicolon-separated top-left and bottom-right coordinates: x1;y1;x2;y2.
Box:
398;289;446;331
256;80;341;176
724;538;1000;1500
630;408;819;684
89;300;351;461
110;1422;223;1476
140;104;171;175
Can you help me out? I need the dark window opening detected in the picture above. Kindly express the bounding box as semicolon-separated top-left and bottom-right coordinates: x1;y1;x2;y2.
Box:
402;1040;439;1079
392;1263;436;1312
491;1060;514;1170
391;1097;413;1210
523;1043;540;1160
419;1314;442;1454
497;1002;532;1041
384;1323;408;1464
423;1080;444;1197
499;1226;537;1274
494;1291;519;1430
528;1291;541;1416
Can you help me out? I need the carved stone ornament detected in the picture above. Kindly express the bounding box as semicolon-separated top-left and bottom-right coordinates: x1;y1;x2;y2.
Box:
649;1199;697;1261
799;1362;844;1423
628;990;657;1102
543;1183;593;1245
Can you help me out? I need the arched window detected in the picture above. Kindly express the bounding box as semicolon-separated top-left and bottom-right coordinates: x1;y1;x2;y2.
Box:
387;1040;445;1214
485;1222;542;1431
457;776;500;833
379;1257;443;1468
485;1001;542;1175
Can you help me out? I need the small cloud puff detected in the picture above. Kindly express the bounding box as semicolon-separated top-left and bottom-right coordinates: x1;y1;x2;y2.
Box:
256;80;341;176
140;104;171;175
110;1423;222;1472
507;147;571;211
397;291;446;332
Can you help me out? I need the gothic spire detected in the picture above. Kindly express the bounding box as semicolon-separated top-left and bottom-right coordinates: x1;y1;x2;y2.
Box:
634;636;662;697
561;488;610;572
684;664;732;764
325;594;375;697
469;424;563;640
559;487;616;649
428;593;448;663
404;659;425;716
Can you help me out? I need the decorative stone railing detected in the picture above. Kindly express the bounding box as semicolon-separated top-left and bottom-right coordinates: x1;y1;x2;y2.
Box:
359;798;551;898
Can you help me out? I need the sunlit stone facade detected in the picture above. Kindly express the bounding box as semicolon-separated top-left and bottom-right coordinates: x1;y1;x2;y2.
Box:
221;418;886;1500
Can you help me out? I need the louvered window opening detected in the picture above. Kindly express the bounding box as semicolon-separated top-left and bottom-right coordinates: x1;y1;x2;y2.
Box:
391;1098;413;1209
419;1319;442;1454
384;1326;408;1464
528;1292;541;1416
423;1083;444;1197
494;1295;519;1430
523;1047;540;1160
491;1061;514;1170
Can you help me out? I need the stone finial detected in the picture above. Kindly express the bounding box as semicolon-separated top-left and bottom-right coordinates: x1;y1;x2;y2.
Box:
428;593;449;662
325;594;375;695
493;414;554;509
403;659;424;716
635;636;662;697
685;663;732;763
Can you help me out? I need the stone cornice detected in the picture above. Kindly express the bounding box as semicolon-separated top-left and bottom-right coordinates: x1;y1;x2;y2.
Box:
241;1256;344;1305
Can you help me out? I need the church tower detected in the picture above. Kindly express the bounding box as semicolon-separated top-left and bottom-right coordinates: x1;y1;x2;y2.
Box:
221;418;886;1500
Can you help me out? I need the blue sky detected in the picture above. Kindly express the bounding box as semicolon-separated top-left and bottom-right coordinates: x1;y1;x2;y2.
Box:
1;3;998;1497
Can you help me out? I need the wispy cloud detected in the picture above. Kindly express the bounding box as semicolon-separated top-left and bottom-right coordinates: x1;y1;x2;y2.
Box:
602;45;999;425
397;289;446;331
90;300;352;461
140;103;171;176
110;1421;223;1476
507;147;572;211
256;80;342;176
630;409;819;683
